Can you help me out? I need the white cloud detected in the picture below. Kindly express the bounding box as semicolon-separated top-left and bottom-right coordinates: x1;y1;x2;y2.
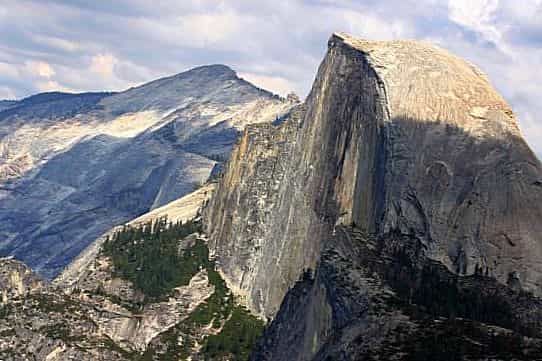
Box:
89;53;117;78
178;12;243;47
447;0;509;52
0;86;16;99
24;60;55;78
32;34;80;52
35;79;74;93
339;8;412;40
448;0;500;34
0;0;541;156
0;61;19;78
83;53;154;91
238;72;296;96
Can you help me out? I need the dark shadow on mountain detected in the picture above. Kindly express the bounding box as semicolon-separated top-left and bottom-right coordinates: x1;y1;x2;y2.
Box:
0;100;19;112
0;128;215;278
250;115;542;361
0;92;113;122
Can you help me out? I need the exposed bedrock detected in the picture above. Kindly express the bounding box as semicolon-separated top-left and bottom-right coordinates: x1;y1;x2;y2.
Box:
205;32;542;321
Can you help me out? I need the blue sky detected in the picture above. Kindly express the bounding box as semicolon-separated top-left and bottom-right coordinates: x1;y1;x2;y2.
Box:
0;0;541;155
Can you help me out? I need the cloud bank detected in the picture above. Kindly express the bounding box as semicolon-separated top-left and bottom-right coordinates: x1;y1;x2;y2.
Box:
0;0;541;155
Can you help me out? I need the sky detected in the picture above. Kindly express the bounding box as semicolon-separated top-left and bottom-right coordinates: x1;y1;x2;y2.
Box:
0;0;541;155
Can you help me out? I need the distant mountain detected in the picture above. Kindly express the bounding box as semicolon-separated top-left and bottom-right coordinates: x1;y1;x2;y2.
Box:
0;64;297;278
0;100;19;112
0;92;113;121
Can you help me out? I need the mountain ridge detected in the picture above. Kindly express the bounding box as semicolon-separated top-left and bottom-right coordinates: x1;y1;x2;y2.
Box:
0;63;297;278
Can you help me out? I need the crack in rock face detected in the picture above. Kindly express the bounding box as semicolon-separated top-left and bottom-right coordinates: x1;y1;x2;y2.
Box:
206;33;542;324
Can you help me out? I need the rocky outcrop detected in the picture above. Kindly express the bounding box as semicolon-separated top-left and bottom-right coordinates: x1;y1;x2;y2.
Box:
49;185;217;352
206;33;542;324
205;107;322;319
0;259;130;361
72;261;214;352
334;34;542;295
0;185;230;360
253;226;542;360
0;257;43;303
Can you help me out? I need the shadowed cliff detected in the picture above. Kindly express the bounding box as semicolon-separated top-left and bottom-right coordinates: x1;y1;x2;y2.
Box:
205;33;542;325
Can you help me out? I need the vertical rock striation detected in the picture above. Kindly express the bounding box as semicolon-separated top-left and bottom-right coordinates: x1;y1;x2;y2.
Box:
206;31;542;325
332;33;542;294
205;108;318;319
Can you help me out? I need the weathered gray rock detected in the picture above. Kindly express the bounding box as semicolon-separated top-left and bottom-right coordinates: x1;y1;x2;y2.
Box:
76;263;214;352
206;33;542;323
0;257;130;361
3;31;542;360
334;34;542;295
0;257;43;303
205;107;323;319
252;226;542;360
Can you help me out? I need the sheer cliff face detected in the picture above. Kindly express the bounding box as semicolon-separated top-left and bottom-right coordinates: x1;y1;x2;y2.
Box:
206;33;542;320
0;258;43;302
204;112;319;319
205;42;386;319
342;33;542;293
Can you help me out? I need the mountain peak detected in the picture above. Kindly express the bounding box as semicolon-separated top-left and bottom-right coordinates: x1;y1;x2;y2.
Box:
330;33;519;136
182;64;237;78
162;64;238;85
